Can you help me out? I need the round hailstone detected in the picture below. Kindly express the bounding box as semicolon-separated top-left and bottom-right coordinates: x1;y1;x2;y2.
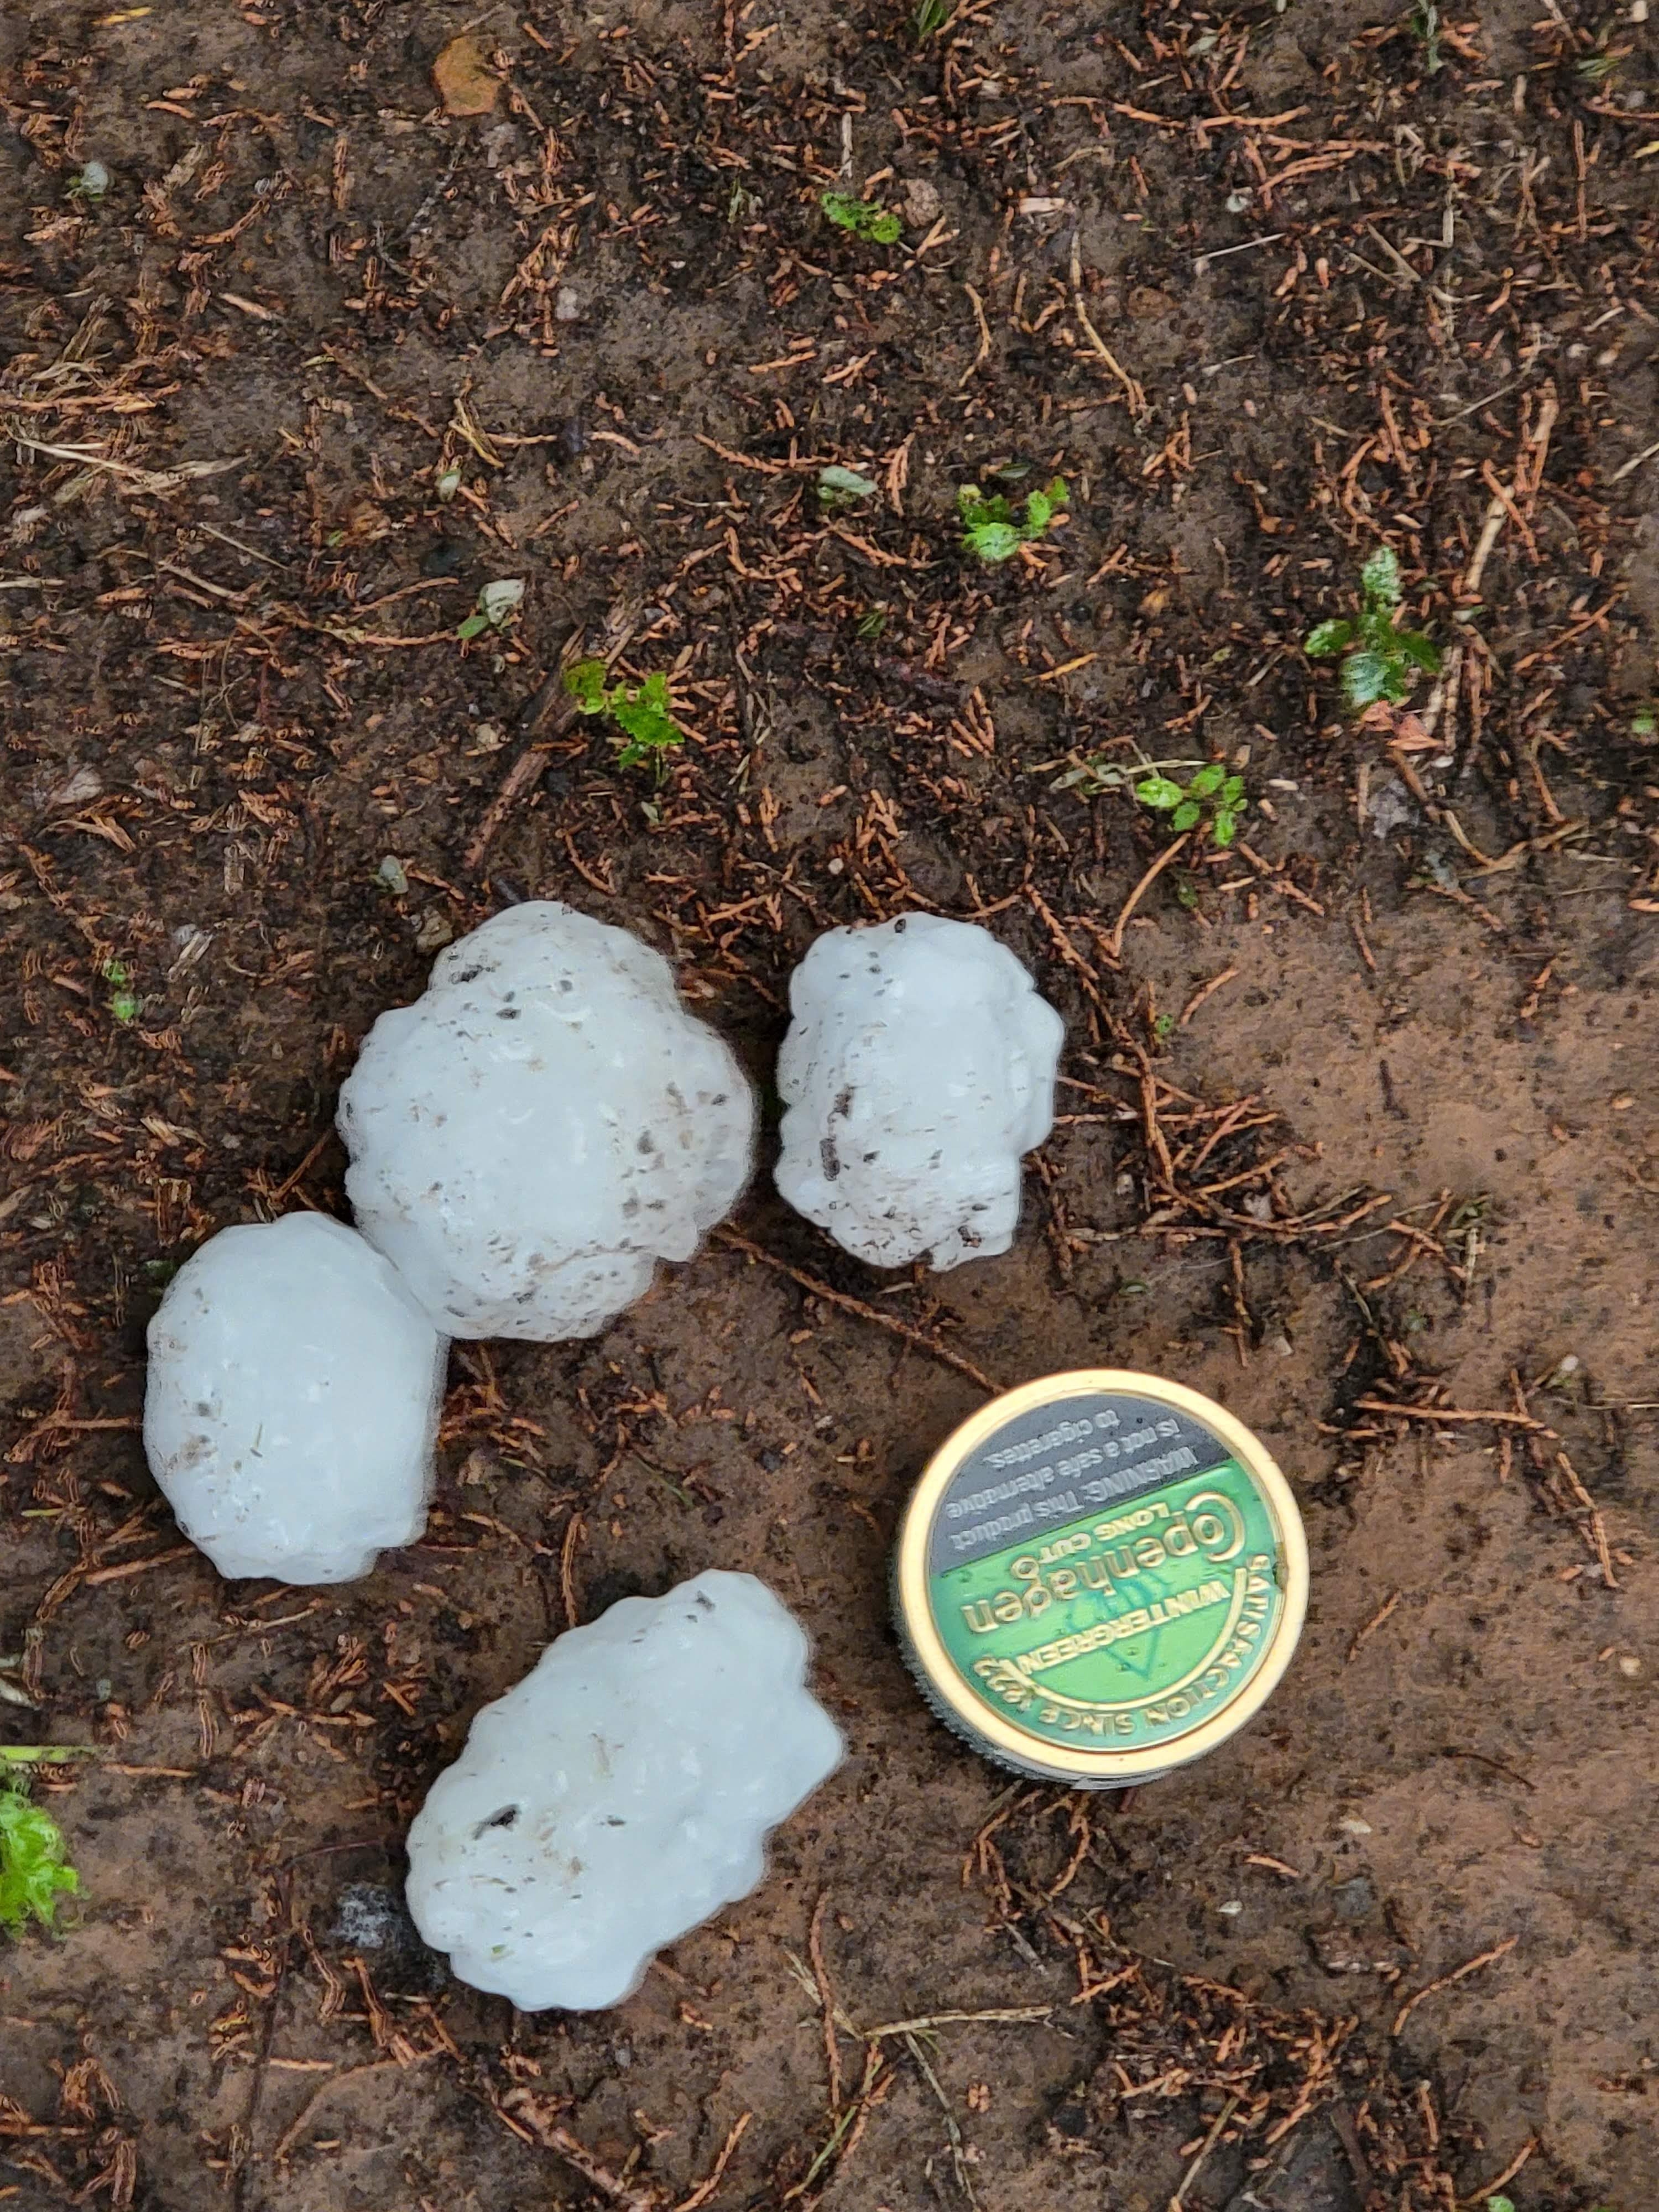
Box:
337;903;755;1340
775;912;1064;1270
405;1570;844;2011
143;1213;447;1584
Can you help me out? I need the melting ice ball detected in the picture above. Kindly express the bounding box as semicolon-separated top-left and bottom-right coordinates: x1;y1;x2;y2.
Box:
143;1213;447;1583
405;1571;844;2011
337;903;755;1340
775;913;1063;1270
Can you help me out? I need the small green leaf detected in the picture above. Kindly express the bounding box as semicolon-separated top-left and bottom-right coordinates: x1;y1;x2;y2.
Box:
1303;618;1354;658
435;465;462;502
1188;762;1225;797
1022;490;1053;535
822;191;901;244
1340;650;1394;709
1134;775;1185;810
109;991;142;1025
478;577;525;628
856;608;888;640
1171;800;1203;832
1152;1012;1175;1040
564;658;609;711
0;1785;80;1934
1633;707;1657;737
1484;2199;1516;2212
964;520;1022;563
1359;545;1402;608
1211;808;1238;847
818;465;879;504
1396;628;1441;672
1221;776;1246;805
456;612;489;641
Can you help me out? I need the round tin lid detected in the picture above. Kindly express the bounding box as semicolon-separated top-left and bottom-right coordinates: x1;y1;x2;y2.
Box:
894;1371;1308;1786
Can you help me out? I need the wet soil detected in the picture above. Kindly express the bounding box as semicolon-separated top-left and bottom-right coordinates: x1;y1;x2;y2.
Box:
1;0;1657;2206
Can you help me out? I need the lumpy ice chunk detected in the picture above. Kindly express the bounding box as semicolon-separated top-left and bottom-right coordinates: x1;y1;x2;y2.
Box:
336;903;755;1340
405;1571;844;2011
143;1213;447;1583
775;913;1063;1269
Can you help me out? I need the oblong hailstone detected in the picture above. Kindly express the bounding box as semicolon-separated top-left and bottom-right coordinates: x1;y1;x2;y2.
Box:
405;1570;844;2010
143;1213;447;1583
775;912;1063;1270
337;903;755;1340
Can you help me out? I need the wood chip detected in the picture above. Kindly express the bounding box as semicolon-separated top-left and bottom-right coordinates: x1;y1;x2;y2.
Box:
433;34;500;118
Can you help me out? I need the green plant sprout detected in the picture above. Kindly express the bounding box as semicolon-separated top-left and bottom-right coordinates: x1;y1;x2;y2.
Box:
100;958;140;1025
1409;0;1442;71
822;191;902;245
914;0;952;39
1135;762;1248;847
957;477;1068;563
1304;546;1441;711
66;159;111;205
565;659;687;777
817;465;880;513
456;577;525;643
0;1767;83;1936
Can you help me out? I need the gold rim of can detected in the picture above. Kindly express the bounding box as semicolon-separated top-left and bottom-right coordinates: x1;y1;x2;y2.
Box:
894;1369;1310;1785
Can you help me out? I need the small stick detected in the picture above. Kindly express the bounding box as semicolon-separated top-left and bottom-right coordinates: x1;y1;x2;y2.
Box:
1346;1589;1401;1661
1392;1933;1517;2035
671;2112;753;2212
559;1512;585;1628
1178;966;1237;1027
1464;2137;1537;2205
1071;233;1147;417
1105;833;1190;961
1170;2093;1239;2209
1458;383;1558;602
1353;1397;1552;1433
714;1229;1000;1395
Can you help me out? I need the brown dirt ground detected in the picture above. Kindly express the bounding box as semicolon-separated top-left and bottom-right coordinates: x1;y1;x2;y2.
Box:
2;0;1657;2205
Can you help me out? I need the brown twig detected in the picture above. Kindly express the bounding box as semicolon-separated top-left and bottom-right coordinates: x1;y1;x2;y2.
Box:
713;1229;1000;1394
1391;1934;1517;2036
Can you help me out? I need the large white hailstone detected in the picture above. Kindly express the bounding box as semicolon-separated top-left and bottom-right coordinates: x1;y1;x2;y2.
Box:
405;1571;844;2011
337;903;755;1340
775;912;1064;1270
143;1213;447;1583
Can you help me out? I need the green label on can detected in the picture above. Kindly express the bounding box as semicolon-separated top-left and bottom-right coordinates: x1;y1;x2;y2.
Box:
925;1389;1289;1757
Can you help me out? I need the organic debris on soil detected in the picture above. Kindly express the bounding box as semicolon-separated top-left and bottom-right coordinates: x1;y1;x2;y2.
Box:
1;0;1656;2204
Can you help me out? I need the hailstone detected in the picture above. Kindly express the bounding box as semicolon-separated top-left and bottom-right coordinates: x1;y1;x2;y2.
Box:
404;1570;844;2011
337;903;755;1339
775;912;1064;1270
143;1213;447;1583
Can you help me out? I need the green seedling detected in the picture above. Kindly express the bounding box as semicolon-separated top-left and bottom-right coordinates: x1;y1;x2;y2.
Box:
1304;546;1440;711
856;607;888;641
817;465;880;513
67;159;111;205
0;1775;81;1936
822;191;902;245
1632;706;1656;738
914;0;952;38
457;577;525;642
1409;0;1442;71
1135;762;1249;848
957;477;1068;563
565;658;686;778
100;958;140;1025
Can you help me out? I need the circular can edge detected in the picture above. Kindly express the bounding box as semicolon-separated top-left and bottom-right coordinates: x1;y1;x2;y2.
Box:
893;1369;1310;1785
